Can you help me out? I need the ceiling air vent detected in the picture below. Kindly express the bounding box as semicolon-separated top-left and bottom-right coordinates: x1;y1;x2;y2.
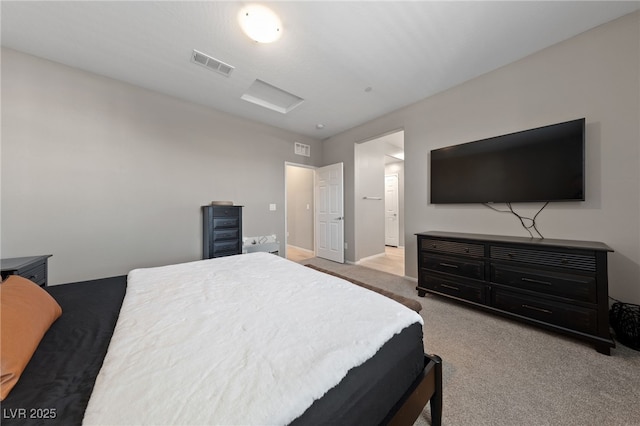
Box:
295;142;310;157
191;49;234;77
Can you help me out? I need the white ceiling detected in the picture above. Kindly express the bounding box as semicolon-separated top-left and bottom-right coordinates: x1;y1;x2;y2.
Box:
2;1;638;140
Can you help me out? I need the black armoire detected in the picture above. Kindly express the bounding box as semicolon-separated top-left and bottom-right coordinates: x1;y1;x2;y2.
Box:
202;205;243;259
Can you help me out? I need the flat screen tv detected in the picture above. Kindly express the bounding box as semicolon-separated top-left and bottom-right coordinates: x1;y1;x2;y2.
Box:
430;118;585;204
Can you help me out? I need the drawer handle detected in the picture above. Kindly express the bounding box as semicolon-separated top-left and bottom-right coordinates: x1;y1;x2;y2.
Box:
28;274;39;280
521;277;552;286
522;304;552;314
440;283;460;291
439;262;459;269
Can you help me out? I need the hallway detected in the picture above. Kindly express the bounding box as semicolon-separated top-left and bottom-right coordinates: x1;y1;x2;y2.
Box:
357;246;404;276
288;245;405;277
286;245;315;263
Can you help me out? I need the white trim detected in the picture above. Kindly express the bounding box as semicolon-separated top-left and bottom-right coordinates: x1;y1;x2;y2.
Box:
286;244;315;255
355;251;386;265
355;127;405;145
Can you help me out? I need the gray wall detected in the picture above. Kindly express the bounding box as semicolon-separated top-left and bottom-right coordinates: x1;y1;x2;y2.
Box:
2;12;638;304
323;12;640;304
285;165;314;251
1;48;323;284
354;140;386;259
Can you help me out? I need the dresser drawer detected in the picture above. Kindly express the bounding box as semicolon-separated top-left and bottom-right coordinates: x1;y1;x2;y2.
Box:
213;217;239;229
18;263;47;286
212;240;240;255
211;250;240;258
1;255;51;287
420;273;487;304
491;265;596;303
421;253;484;280
493;290;598;334
212;207;240;218
491;246;596;272
421;239;484;258
213;229;239;242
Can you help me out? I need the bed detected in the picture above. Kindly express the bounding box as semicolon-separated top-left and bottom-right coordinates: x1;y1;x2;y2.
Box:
1;252;442;425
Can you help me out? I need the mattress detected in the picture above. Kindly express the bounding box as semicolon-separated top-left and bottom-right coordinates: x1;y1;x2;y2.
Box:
2;254;426;425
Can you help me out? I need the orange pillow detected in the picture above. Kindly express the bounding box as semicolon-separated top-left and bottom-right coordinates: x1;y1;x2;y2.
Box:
1;275;62;400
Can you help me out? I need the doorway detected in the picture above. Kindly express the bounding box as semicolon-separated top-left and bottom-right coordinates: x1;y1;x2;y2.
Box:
385;173;399;247
354;130;405;276
284;164;315;262
284;162;345;264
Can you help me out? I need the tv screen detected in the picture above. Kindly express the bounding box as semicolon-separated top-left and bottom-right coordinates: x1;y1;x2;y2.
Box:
430;118;585;204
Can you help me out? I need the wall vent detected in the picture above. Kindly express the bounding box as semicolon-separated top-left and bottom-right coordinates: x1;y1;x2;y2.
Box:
191;49;234;77
295;142;311;157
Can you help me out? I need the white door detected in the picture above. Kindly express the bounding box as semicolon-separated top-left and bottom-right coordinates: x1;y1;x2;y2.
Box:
385;174;399;247
315;162;344;263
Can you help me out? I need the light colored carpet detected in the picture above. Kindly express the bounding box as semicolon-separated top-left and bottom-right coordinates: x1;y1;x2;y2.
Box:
302;257;640;426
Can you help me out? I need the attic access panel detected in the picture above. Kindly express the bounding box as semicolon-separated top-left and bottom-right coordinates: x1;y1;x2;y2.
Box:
241;79;304;114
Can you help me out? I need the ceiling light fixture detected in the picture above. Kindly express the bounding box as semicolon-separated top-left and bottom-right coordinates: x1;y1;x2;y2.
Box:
238;4;282;43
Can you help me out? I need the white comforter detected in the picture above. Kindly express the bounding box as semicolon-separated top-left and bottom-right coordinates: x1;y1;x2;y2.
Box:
83;252;422;425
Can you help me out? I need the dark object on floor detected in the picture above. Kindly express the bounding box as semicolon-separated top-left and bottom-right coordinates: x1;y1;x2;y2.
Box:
610;301;640;351
305;264;422;313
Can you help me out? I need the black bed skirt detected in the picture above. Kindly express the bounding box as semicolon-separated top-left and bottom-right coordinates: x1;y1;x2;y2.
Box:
1;276;126;426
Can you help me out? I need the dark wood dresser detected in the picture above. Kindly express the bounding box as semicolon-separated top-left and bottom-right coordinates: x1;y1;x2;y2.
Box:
202;205;243;259
416;231;615;354
1;255;53;287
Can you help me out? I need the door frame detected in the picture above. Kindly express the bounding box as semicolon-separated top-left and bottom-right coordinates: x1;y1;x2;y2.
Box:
354;128;404;262
284;162;316;260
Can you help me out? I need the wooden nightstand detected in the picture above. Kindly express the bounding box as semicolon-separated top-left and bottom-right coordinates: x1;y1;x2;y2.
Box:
1;255;53;287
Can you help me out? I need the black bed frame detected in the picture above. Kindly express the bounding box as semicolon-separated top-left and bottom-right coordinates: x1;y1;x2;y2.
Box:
3;275;443;426
385;354;443;426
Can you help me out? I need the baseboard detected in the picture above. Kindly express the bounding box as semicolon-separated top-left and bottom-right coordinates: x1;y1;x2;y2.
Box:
286;244;314;254
356;252;386;264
